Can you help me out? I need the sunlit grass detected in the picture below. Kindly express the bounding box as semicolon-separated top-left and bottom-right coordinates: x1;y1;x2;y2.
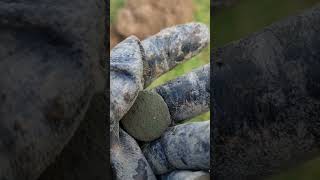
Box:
110;0;124;24
268;157;320;180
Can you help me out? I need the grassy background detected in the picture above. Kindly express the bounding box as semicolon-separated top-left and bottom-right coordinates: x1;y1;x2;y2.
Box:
110;0;210;122
213;0;320;179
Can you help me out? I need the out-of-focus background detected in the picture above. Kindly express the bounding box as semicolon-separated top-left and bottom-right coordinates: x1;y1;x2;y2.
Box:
110;0;210;122
213;0;320;179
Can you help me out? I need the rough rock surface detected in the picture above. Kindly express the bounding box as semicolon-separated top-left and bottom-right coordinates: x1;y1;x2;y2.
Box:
0;0;106;179
121;90;171;142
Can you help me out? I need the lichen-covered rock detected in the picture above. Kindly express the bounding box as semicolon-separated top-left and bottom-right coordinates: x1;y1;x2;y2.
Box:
0;0;106;179
121;90;171;142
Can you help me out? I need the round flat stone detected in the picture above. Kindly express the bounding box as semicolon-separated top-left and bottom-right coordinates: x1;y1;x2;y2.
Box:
121;90;171;142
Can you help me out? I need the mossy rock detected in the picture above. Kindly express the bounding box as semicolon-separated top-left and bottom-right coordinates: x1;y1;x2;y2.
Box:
121;90;171;142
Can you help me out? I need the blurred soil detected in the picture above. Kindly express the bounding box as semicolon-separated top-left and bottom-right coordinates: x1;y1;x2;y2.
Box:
110;0;194;48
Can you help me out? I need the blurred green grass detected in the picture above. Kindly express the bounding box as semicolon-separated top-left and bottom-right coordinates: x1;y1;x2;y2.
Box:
110;0;124;24
110;0;211;122
213;0;320;47
213;0;320;179
270;157;320;180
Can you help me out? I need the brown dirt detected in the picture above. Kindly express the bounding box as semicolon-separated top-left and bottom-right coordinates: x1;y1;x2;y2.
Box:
110;26;122;48
111;0;194;48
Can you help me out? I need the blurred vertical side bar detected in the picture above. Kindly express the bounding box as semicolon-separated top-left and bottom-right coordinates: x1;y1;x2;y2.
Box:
106;0;111;178
38;0;110;180
210;0;214;180
211;4;320;180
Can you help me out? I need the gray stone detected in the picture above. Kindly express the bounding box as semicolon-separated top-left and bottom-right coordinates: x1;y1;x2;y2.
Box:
121;90;171;142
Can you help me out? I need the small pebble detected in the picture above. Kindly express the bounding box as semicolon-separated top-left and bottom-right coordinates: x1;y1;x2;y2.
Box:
121;90;171;141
